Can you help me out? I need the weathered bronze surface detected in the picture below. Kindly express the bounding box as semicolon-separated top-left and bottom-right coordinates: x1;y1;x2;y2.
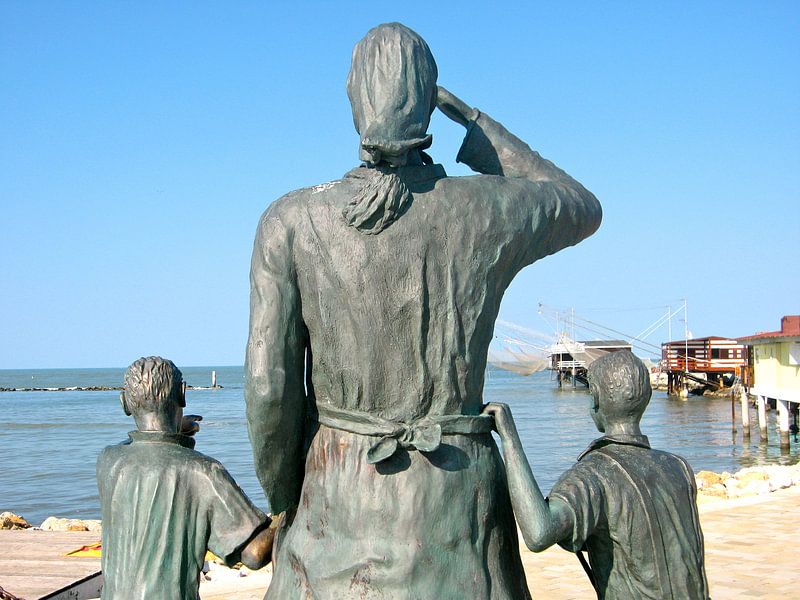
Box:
97;357;273;600
488;351;710;599
245;22;601;599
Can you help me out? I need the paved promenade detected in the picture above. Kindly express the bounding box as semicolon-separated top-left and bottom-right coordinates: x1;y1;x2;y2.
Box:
200;486;800;599
2;486;798;598
0;530;100;599
520;485;800;599
200;486;800;600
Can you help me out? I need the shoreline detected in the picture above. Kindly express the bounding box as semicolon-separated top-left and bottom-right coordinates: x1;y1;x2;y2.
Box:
4;463;799;533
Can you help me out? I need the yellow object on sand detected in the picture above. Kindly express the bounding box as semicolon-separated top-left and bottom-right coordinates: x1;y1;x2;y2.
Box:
65;543;220;562
66;541;102;557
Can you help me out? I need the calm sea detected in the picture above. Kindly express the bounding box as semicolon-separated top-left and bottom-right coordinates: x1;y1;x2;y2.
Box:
1;366;797;525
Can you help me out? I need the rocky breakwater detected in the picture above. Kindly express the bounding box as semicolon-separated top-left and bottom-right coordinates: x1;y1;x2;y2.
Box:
0;512;31;530
696;464;800;502
0;512;102;532
39;516;102;533
0;384;221;392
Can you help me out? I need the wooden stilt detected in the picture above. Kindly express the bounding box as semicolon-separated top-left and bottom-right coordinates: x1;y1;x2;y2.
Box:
740;386;750;438
777;399;790;449
757;395;768;441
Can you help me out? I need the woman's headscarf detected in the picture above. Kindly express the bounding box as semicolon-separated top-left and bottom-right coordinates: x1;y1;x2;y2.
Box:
343;23;438;235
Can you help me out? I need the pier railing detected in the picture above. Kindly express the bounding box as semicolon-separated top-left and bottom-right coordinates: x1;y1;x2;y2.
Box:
553;360;585;369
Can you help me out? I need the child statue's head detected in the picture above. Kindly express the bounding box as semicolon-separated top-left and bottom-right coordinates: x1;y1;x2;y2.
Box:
587;351;651;433
121;356;185;433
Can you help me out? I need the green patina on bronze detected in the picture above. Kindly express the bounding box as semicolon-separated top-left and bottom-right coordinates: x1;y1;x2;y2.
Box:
98;357;273;600
489;351;709;599
245;22;601;599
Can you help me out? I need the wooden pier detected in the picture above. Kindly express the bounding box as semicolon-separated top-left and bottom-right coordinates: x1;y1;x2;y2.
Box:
0;530;100;599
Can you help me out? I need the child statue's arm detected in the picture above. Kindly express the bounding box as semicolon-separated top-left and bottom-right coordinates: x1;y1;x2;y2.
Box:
483;402;574;552
239;512;285;570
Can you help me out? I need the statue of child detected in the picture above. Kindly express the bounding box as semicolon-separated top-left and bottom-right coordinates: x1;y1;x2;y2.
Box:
97;356;275;599
485;351;709;599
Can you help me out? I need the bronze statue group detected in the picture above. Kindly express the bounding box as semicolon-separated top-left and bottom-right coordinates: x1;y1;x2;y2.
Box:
97;23;709;600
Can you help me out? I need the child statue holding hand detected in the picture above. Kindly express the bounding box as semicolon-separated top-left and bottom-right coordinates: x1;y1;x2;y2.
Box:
485;351;709;600
97;356;276;599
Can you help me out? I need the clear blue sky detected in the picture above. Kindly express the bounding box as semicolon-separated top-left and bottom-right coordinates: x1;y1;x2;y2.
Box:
2;1;798;368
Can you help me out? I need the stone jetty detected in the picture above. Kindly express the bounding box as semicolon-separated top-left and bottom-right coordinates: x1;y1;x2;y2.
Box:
0;385;222;392
695;464;800;501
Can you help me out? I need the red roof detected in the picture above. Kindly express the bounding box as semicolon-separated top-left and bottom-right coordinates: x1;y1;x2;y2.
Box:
739;315;800;342
662;336;743;346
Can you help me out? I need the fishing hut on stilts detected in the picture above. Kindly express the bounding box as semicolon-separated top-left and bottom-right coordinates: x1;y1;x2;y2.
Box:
661;337;748;396
549;338;632;388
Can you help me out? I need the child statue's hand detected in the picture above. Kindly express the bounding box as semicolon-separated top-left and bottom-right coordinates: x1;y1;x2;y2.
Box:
482;402;516;439
180;414;203;437
240;511;287;570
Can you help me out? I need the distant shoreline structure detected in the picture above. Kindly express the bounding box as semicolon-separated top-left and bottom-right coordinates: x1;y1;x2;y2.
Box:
0;385;223;393
1;367;227;393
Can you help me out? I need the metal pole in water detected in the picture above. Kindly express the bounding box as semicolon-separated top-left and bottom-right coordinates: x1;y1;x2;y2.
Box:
683;299;689;398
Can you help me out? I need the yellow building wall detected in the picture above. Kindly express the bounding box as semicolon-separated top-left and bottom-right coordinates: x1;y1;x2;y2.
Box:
753;341;800;394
